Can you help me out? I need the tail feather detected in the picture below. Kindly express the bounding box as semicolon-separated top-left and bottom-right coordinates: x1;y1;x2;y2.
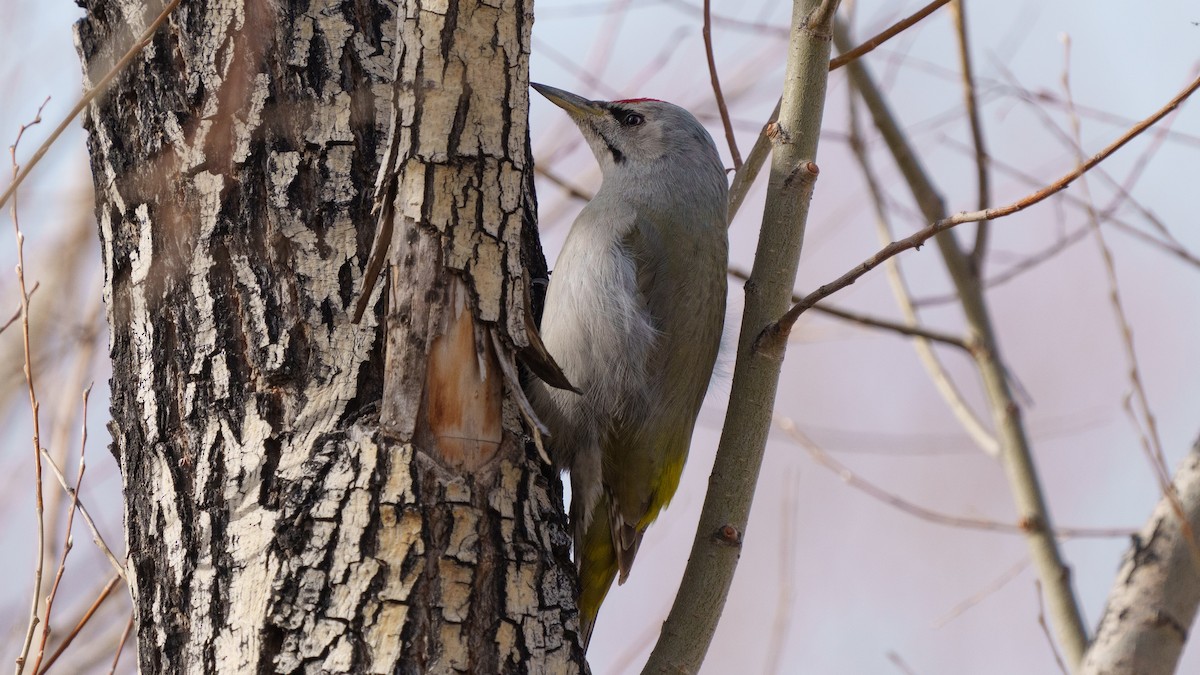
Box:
576;487;624;648
612;501;644;584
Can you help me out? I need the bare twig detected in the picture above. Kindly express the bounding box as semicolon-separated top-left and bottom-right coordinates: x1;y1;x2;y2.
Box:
948;0;993;269
30;386;92;675
1059;40;1200;569
0;0;183;213
845;88;997;456
0;281;39;335
13;97;51;675
36;575;121;675
764;70;1200;336
106;613;134;675
728;268;968;349
992;62;1200;267
828;0;952;71
40;450;126;581
912;225;1090;308
817;23;1102;665
995;84;1200;149
887;651;921;675
933;557;1029;628
702;0;740;168
726;0;955;224
777;417;1131;539
533;164;592;203
763;469;801;674
42;291;103;559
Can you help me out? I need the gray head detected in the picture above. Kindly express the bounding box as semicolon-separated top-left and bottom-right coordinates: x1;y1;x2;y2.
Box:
532;83;725;178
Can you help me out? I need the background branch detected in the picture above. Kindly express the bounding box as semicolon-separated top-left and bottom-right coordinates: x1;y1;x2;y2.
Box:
827;19;1092;664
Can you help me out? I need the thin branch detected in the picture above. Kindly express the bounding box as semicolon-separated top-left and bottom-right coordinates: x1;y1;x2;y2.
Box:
887;651;921;675
845;88;997;456
777;417;1131;540
726;0;955;225
0;281;39;335
763;469;801;675
913;225;1091;308
533;164;592;203
106;613;134;675
1059;41;1200;568
36;575;121;675
727;267;968;349
993;84;1200;150
0;0;183;213
764;69;1200;336
811;22;1102;666
940;136;1200;275
30;386;92;675
39;450;126;581
933;557;1029;628
829;0;952;71
993;61;1200;266
948;0;993;269
702;0;741;168
12;97;51;675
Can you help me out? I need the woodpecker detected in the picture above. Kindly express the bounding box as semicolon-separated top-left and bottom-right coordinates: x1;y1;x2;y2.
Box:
526;83;729;646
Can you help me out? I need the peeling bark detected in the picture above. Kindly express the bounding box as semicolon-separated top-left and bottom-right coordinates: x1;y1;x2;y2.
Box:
76;0;585;672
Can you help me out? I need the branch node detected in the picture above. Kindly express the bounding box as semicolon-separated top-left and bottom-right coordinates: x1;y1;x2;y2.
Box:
765;121;786;144
714;524;743;547
752;321;789;361
1018;515;1046;534
784;159;820;189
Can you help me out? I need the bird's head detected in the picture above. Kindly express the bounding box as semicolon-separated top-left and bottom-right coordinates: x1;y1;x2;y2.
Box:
532;83;723;177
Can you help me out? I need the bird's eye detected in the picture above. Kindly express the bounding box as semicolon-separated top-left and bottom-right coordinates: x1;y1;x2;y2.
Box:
622;112;644;127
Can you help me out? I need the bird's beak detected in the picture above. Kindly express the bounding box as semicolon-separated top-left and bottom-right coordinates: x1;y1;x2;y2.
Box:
531;83;606;119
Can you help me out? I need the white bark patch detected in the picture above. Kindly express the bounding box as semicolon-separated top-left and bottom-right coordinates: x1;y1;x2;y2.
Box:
268;151;301;207
187;0;242;107
234;73;272;164
314;6;354;81
151;449;187;576
213;409;280;671
322;145;357;203
288;16;315;67
304;91;355;145
129;204;159;442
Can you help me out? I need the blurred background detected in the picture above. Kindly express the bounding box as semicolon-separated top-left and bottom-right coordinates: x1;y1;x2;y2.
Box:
3;0;1198;672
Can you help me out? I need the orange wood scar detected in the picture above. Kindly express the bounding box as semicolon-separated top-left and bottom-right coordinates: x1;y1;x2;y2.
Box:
423;281;503;471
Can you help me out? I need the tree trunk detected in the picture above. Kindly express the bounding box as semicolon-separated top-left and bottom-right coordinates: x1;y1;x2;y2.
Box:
75;0;585;672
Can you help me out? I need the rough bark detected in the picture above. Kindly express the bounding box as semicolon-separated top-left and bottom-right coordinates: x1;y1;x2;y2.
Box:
1081;438;1200;675
75;0;584;672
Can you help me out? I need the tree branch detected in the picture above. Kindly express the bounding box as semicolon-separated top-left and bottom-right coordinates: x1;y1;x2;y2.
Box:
640;1;842;671
794;20;1097;665
726;0;954;225
702;0;741;168
765;68;1200;332
948;0;993;269
727;267;969;350
845;89;997;456
1081;437;1200;675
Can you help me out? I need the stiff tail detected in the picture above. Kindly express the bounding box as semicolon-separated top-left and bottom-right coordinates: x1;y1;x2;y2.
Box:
574;490;645;649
